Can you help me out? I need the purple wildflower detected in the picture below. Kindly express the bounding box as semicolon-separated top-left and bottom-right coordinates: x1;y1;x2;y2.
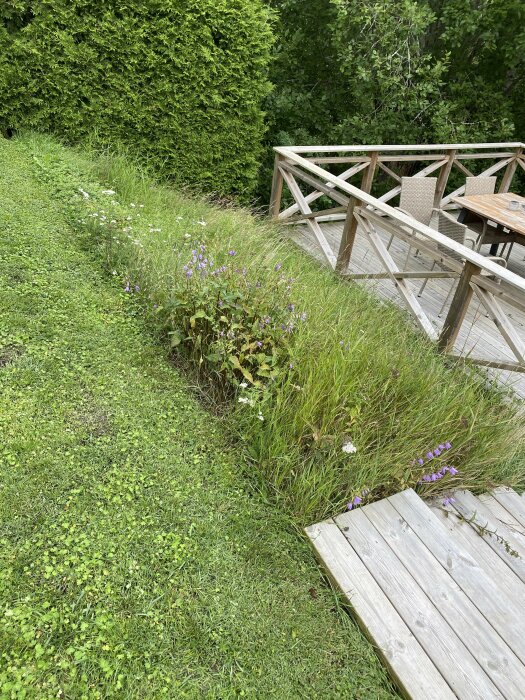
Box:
353;496;362;506
417;458;424;466
124;283;131;293
275;263;282;271
445;441;452;449
186;269;192;278
134;285;140;292
426;452;434;460
443;496;456;506
448;467;458;475
256;341;263;348
228;250;236;256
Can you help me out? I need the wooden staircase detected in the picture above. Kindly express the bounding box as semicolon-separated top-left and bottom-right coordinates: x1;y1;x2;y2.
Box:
306;486;525;699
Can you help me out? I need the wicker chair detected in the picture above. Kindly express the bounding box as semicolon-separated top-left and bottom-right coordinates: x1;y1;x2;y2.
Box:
462;176;514;260
464;176;496;196
386;176;437;251
418;211;506;316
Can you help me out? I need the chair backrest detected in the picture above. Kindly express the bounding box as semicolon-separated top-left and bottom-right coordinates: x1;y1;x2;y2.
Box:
437;211;467;262
399;176;437;226
464;176;496;196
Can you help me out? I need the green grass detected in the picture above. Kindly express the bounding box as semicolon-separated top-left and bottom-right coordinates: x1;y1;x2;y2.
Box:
22;133;525;523
0;137;398;696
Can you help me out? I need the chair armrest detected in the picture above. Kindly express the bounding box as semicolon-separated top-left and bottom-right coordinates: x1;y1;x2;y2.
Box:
463;234;477;250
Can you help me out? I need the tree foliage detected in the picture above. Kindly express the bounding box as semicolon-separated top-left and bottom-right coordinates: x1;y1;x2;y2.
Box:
0;0;274;197
261;0;525;196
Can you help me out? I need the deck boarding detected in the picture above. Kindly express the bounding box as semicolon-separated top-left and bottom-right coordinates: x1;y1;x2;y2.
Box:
306;487;525;699
288;219;525;397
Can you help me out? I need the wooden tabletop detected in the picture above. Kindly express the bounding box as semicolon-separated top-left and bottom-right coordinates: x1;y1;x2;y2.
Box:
451;192;525;237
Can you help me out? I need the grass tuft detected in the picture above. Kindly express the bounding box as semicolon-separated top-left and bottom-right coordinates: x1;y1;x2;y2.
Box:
0;134;398;698
21;132;525;523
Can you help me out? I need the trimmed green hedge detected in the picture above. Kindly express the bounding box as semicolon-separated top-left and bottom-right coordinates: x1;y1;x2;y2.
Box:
0;1;273;196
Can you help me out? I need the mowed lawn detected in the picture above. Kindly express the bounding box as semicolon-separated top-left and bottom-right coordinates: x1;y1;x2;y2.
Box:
0;139;397;697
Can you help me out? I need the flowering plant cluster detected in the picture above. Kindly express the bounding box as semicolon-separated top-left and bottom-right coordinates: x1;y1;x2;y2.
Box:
162;240;306;396
346;440;458;512
415;441;459;506
63;183;309;403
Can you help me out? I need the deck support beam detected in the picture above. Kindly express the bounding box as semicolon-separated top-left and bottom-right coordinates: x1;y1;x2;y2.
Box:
269;154;284;219
438;261;482;352
499;147;522;193
335;152;378;273
434;149;456;207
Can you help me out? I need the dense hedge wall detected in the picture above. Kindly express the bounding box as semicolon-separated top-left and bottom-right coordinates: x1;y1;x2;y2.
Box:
0;1;273;196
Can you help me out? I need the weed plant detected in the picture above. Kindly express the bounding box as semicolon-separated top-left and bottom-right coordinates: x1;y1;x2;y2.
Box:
26;133;525;522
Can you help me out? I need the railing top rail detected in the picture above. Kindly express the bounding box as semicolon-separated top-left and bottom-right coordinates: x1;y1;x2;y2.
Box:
274;146;525;297
278;142;524;154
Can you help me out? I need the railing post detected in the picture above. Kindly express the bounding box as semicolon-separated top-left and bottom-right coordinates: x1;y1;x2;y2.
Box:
438;261;481;353
269;153;284;219
335;152;378;273
499;147;522;193
434;149;456;207
360;151;378;194
335;197;358;274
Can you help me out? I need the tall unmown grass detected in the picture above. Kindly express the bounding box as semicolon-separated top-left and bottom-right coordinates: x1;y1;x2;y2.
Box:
26;134;525;522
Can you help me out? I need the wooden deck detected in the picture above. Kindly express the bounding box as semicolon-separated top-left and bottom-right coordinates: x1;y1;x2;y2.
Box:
306;487;525;699
288;218;525;398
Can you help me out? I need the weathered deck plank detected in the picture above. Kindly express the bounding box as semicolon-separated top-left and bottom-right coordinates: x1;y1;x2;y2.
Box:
307;487;525;699
491;486;525;529
305;519;454;700
335;508;503;699
450;489;525;580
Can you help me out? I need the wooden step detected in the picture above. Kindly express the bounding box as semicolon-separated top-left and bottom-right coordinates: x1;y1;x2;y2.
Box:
307;488;525;699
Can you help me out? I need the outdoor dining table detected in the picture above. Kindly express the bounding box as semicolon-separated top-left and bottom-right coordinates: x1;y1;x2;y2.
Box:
451;192;525;256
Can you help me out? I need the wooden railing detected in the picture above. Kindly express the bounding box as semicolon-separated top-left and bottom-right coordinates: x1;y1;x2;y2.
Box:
270;142;525;373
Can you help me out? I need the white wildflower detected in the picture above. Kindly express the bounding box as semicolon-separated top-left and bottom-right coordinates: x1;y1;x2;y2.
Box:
197;220;207;226
139;204;144;208
342;441;357;454
79;188;90;199
112;270;117;276
130;203;136;208
126;216;133;221
184;233;191;239
176;216;183;221
257;413;264;421
149;228;161;233
101;189;116;196
239;382;248;389
238;396;253;405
